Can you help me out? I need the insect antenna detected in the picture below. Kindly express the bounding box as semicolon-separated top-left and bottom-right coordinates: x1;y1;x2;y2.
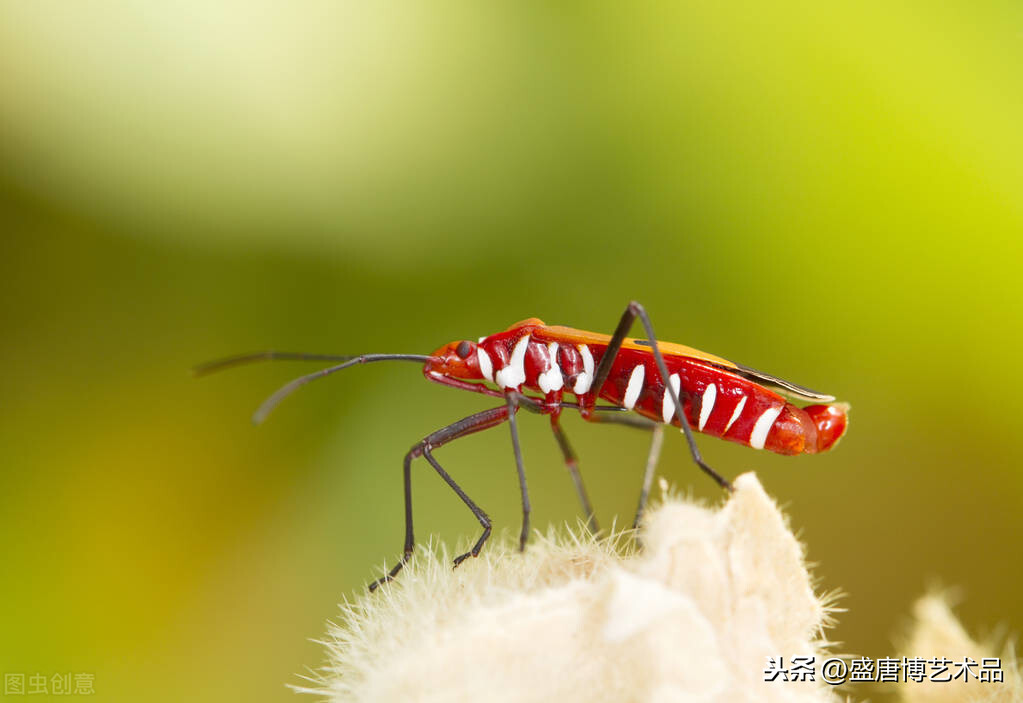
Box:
193;351;367;376
194;351;433;423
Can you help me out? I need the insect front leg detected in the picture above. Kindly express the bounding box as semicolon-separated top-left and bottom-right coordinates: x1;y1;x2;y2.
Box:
504;393;532;552
370;406;509;592
591;301;732;492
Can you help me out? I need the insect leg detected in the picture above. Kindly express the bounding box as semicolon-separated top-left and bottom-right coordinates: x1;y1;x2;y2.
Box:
588;408;658;430
549;417;599;534
593;301;732;491
425;448;492;568
505;393;531;552
431;386;541;546
588;409;663;528
633;424;664;529
370;406;509;591
426;373;545;413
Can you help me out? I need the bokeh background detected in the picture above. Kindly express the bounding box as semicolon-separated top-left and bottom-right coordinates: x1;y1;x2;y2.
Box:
2;2;1021;700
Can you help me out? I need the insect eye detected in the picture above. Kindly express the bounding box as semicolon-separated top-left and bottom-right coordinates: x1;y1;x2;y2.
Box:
455;340;472;359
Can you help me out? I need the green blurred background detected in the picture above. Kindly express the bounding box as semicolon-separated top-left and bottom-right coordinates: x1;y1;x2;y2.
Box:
2;1;1021;700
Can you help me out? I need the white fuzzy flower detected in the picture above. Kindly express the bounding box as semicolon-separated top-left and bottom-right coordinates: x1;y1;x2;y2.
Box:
302;473;844;703
895;594;1021;703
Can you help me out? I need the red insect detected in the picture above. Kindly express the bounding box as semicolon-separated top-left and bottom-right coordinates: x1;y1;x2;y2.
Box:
198;301;848;590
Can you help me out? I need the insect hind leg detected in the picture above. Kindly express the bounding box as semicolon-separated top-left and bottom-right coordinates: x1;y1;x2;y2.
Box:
592;301;733;492
585;409;663;530
633;424;664;529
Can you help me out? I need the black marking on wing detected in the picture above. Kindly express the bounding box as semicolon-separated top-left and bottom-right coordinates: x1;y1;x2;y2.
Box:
632;337;833;402
728;362;835;402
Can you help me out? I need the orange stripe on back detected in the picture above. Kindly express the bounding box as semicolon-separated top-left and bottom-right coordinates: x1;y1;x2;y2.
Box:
539;324;738;369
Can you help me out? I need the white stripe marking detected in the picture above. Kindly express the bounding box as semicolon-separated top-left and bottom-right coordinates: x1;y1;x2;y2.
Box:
661;373;681;423
495;335;530;389
623;365;645;410
723;396;746;434
573;344;594;395
537;342;564;394
749;405;783;450
698;383;717;431
476;345;493;382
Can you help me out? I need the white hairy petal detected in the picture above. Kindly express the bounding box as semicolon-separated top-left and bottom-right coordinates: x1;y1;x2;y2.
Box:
305;473;849;703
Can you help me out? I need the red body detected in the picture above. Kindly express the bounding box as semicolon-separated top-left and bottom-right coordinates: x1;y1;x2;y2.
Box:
427;318;848;456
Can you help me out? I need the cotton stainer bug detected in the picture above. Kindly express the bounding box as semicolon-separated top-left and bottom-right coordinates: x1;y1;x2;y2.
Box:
196;301;848;590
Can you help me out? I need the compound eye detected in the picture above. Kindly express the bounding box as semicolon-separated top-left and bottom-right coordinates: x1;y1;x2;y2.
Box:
455;340;472;359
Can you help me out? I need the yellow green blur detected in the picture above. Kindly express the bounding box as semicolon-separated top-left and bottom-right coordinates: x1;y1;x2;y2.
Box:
1;2;1021;701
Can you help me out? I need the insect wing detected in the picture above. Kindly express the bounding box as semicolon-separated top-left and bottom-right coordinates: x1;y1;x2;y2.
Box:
539;325;834;402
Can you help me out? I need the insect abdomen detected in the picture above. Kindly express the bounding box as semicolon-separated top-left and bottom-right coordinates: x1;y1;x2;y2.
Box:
593;349;847;455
